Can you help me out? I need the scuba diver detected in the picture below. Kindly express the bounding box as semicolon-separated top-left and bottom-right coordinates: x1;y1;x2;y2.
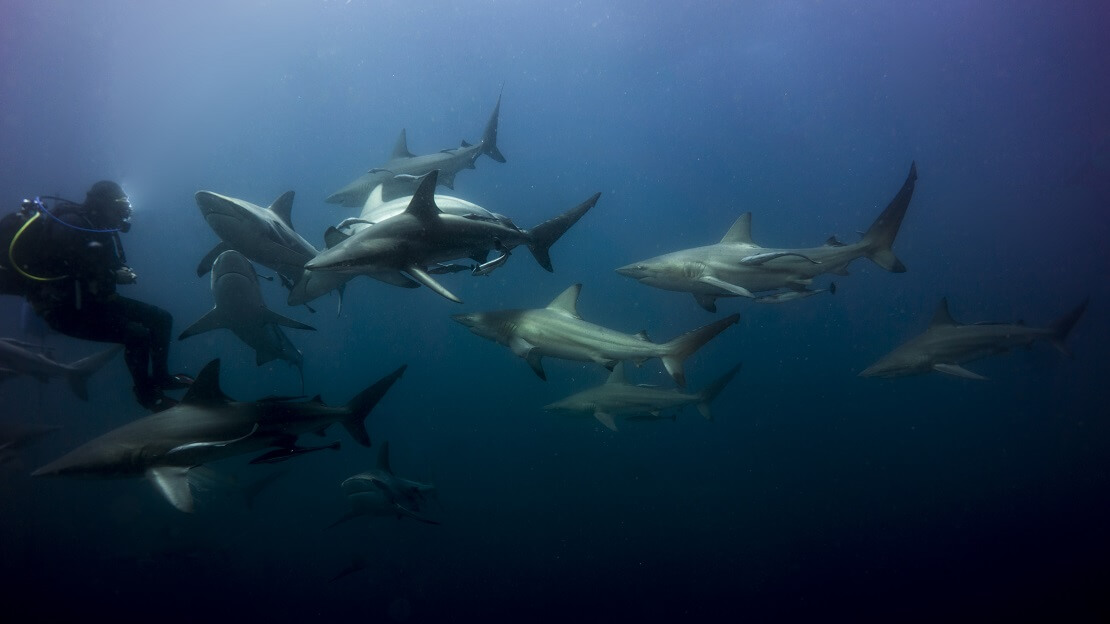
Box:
9;181;192;411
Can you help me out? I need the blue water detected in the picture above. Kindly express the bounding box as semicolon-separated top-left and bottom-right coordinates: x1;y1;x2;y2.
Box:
1;2;1107;622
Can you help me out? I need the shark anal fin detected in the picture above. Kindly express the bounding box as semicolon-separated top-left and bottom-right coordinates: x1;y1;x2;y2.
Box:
933;363;987;380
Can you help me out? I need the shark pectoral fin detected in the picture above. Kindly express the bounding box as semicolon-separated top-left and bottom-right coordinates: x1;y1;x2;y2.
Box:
146;467;195;513
509;336;535;358
510;337;546;380
196;242;232;277
259;308;316;331
405;265;462;303
698;276;754;298
693;294;718;313
178;309;229;340
933;363;987;380
594;411;619;432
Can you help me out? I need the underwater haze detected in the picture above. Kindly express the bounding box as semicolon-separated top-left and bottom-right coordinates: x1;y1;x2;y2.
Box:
1;1;1108;622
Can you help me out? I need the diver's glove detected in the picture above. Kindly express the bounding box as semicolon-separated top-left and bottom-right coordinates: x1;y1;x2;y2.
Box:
115;267;138;284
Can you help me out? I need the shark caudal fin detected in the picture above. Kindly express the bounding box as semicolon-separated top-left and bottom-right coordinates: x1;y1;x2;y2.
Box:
861;161;917;273
526;192;601;272
479;92;506;164
695;363;742;420
1049;297;1090;357
341;364;407;447
660;314;740;389
66;345;123;400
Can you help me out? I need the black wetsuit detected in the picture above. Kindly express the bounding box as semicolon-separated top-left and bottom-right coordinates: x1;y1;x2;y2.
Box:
23;203;175;407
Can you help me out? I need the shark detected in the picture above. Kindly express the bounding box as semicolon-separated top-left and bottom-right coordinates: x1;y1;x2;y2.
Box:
306;170;600;303
451;283;740;387
32;358;407;512
193;189;351;309
0;339;121;400
544;362;742;431
179;250;316;387
859;297;1089;380
329;441;439;526
617;162;918;312
325;94;506;207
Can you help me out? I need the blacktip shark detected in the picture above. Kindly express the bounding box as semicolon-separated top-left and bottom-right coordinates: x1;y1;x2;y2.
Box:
193;189;351;309
307;170;600;303
179;250;315;388
32;358;406;512
544;362;742;431
617;162;918;312
329;441;439;527
859;297;1089;380
452;283;740;387
325;94;506;207
0;339;121;400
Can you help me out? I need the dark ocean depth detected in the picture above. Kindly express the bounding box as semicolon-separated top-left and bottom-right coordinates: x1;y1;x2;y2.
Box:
1;2;1107;622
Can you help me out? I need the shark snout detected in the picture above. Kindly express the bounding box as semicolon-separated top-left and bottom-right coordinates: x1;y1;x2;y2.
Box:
450;313;479;328
615;263;649;280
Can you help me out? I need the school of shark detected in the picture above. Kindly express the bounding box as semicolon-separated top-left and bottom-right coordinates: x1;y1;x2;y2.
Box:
1;94;1090;552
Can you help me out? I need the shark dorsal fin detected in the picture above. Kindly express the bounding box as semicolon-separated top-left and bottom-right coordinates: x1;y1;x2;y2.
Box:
391;129;414;159
930;297;958;327
377;440;392;474
720;213;754;244
605;362;628;385
324;226;351;249
546;284;582;318
635;330;650;342
310;394;324;404
181;359;231;405
269;191;296;230
404;171;441;222
825;235;846;247
460;140;472;148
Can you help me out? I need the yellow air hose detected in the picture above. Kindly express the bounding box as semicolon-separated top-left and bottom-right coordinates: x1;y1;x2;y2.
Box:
8;212;65;282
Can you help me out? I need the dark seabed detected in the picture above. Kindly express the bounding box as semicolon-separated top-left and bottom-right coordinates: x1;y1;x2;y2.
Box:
1;2;1108;622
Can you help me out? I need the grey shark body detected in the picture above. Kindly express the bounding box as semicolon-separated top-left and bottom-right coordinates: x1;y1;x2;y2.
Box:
32;359;406;512
194;190;350;308
617;162;918;312
859;298;1089;379
330;441;438;526
326;95;506;207
307;171;599;303
0;339;121;400
179;250;315;379
544;362;741;431
452;283;740;387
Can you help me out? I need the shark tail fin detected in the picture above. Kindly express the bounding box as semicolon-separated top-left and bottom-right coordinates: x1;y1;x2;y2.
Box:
659;314;740;389
341;364;407;447
861;161;917;273
1049;297;1089;357
479;92;506;163
525;193;601;272
66;345;123;400
696;363;742;420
